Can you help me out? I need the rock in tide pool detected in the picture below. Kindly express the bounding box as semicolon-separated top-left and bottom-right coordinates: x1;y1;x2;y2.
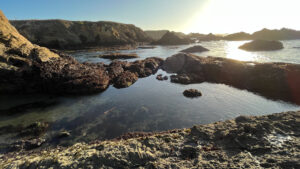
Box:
113;71;138;88
163;53;300;104
183;89;202;98
239;40;284;51
98;53;139;60
180;45;209;53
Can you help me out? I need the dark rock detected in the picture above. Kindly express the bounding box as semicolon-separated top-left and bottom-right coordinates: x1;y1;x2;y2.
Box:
180;45;209;53
163;53;300;104
163;76;168;80
98;53;139;60
239;40;284;51
113;71;138;88
180;146;199;159
183;89;202;98
156;74;163;81
57;131;71;138
127;57;163;77
138;46;156;49
19;122;49;137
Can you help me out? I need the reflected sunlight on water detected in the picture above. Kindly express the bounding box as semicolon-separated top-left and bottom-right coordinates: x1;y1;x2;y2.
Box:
225;41;256;61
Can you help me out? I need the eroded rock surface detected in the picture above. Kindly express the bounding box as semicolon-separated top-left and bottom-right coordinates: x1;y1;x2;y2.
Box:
163;53;300;104
1;111;299;168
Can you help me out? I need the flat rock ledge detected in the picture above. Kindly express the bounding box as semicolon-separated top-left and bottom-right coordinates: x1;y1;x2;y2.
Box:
98;53;139;60
1;111;299;168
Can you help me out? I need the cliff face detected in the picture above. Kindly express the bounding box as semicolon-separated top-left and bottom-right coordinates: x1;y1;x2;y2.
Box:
10;20;150;49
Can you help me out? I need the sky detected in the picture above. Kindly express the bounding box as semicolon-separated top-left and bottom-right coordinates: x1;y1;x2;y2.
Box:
2;0;300;34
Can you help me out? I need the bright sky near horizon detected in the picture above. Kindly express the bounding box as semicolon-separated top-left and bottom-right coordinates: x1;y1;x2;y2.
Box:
2;0;300;34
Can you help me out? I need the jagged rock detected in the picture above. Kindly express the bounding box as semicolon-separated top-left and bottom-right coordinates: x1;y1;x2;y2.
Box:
180;45;209;53
239;40;284;51
183;89;202;98
127;57;164;77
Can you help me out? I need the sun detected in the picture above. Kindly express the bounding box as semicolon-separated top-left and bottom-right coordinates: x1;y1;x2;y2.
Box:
183;0;300;34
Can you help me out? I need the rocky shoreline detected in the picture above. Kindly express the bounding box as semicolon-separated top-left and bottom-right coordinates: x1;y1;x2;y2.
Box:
1;111;299;168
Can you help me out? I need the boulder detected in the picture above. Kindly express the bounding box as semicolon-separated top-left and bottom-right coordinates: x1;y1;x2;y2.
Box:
113;71;138;88
183;89;202;98
180;45;209;53
239;40;284;51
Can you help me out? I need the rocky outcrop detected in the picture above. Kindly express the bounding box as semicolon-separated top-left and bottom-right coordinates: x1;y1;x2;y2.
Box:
0;10;163;94
252;28;300;40
144;30;169;40
98;53;139;60
10;20;150;49
163;53;300;104
1;111;299;168
183;89;202;98
151;31;191;45
0;10;111;94
239;40;284;51
180;45;209;53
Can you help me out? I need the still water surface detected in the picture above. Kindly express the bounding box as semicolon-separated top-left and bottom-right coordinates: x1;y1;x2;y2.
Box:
0;40;299;146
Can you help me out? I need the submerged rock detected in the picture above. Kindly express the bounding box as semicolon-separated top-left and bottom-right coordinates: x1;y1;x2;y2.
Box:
180;45;209;53
239;40;284;51
183;89;202;98
113;71;138;88
98;53;139;60
163;53;300;104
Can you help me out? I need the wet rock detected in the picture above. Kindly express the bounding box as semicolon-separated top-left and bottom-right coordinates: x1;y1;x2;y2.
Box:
170;74;192;84
156;74;163;81
183;89;202;98
163;53;300;104
113;71;138;88
180;45;209;53
239;40;284;51
19;122;49;137
163;76;168;80
127;57;163;77
98;53;139;60
138;46;156;49
57;131;71;138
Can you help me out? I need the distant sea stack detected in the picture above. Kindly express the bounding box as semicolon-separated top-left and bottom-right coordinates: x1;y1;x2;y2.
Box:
151;31;191;45
239;40;284;51
10;20;151;49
